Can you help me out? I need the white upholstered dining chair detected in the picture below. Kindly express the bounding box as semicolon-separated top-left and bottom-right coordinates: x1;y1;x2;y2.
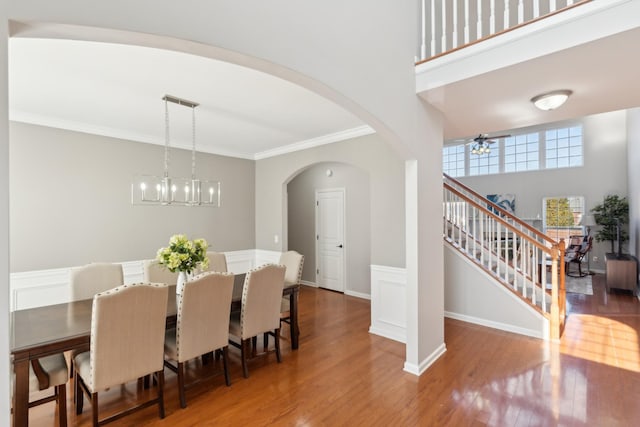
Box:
206;251;228;273
164;271;234;408
69;262;124;302
73;283;169;426
143;259;178;285
228;263;286;378
12;354;69;427
278;251;304;330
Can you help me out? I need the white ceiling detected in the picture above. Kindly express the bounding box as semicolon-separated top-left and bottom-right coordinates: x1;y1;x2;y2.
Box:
8;37;370;160
10;22;640;157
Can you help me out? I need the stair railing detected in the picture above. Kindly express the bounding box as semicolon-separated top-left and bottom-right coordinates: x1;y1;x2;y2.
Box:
417;0;593;63
443;175;566;339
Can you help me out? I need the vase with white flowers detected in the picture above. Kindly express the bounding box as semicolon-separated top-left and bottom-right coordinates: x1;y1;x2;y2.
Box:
156;234;209;294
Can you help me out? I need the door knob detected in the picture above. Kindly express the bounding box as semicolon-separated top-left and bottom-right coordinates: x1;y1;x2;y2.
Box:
337;244;343;248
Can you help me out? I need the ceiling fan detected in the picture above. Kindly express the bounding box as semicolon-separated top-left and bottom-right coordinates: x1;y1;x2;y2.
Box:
468;133;511;155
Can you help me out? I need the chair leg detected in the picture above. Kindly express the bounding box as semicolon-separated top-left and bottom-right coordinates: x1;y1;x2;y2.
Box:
157;370;166;419
57;383;68;427
75;375;84;415
177;361;187;408
202;351;214;365
251;336;258;357
222;346;231;386
263;332;269;351
274;328;282;363
91;392;99;427
241;339;250;378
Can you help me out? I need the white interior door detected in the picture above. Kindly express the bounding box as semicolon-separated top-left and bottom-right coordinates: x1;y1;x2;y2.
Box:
316;189;345;292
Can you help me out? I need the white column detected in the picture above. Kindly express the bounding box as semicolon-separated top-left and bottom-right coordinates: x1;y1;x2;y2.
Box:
0;4;11;423
404;102;445;376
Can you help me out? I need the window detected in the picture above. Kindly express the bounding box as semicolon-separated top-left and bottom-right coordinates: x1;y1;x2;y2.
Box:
545;126;583;168
469;144;499;176
442;124;583;178
504;133;539;173
543;196;584;242
443;144;465;177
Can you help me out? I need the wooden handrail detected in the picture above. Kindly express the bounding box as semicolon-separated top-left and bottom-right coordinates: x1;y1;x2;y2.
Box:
444;181;559;256
444;173;558;247
416;0;593;65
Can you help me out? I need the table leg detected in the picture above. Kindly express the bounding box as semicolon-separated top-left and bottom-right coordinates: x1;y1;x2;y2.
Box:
290;287;300;350
13;356;30;427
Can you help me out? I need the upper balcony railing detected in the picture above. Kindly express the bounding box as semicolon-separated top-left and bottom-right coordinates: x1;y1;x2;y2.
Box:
416;0;592;63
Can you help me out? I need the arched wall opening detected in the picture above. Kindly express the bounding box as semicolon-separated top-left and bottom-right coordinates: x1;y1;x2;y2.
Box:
286;161;371;297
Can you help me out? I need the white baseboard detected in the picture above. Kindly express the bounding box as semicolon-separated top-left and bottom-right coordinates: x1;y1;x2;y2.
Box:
301;280;317;288
403;343;447;376
345;290;370;300
444;311;547;340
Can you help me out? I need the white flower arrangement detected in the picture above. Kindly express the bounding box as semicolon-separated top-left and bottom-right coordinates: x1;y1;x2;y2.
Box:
156;234;209;274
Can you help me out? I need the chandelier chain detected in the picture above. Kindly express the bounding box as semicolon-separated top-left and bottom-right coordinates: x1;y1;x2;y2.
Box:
191;106;196;179
164;98;170;177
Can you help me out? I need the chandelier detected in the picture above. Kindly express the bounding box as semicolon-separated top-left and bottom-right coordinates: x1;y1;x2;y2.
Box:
471;141;491;155
131;95;221;207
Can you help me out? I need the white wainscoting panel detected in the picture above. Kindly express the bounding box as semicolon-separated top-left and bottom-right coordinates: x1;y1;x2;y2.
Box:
369;264;407;343
225;249;259;273
10;249;282;311
254;249;281;267
10;268;70;311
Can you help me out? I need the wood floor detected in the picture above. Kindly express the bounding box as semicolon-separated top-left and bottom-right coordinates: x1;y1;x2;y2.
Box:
26;274;640;426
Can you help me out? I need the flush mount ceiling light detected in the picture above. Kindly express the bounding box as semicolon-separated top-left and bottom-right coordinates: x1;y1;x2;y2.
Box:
531;89;572;111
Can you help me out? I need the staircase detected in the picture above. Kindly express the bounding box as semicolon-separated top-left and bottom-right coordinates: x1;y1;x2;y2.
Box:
443;174;566;339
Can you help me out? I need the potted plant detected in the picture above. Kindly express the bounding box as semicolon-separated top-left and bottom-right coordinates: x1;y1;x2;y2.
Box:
156;234;209;294
591;195;629;256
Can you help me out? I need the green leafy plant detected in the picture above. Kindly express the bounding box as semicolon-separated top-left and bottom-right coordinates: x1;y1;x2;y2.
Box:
591;195;629;254
156;234;209;273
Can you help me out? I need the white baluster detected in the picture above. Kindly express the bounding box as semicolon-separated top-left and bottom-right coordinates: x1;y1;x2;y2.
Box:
550;0;557;12
420;0;427;60
503;0;510;30
464;0;470;43
476;0;483;40
490;0;496;35
533;0;540;19
567;0;575;5
430;0;437;56
518;0;524;24
441;0;447;52
452;0;459;49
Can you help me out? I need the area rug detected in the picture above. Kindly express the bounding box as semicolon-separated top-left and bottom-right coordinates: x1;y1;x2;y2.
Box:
565;275;593;295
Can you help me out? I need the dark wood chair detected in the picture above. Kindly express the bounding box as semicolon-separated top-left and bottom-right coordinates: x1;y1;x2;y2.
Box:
565;236;593;277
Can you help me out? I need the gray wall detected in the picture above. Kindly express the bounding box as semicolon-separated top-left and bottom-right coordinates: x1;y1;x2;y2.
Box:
628;108;640;260
257;133;405;285
458;110;628;272
10;122;255;272
287;162;370;294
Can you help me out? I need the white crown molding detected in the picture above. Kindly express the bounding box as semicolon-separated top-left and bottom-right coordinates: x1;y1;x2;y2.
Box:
10;111;373;161
253;125;375;160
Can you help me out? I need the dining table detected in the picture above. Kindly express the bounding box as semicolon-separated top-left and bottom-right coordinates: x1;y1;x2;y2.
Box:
10;273;300;427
